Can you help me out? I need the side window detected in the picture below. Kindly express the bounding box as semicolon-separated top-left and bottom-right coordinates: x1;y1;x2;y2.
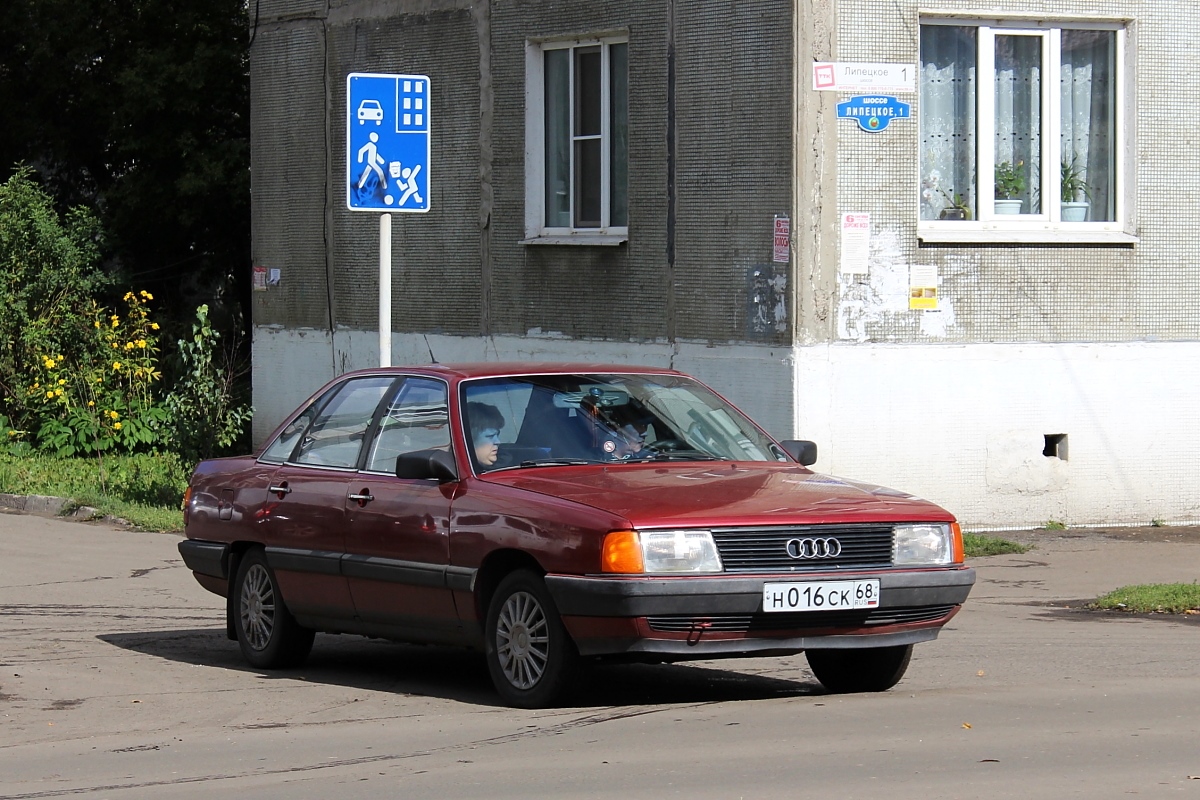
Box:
260;387;336;463
364;377;450;474
290;377;395;468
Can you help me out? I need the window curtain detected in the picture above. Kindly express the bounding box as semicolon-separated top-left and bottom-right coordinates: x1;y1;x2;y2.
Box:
544;49;571;227
995;35;1042;214
920;26;977;220
1061;30;1115;221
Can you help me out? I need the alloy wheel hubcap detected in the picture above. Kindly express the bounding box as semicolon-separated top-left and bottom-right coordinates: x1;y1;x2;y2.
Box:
496;590;549;690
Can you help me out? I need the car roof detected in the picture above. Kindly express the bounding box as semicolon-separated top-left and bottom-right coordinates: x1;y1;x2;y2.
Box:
337;362;688;381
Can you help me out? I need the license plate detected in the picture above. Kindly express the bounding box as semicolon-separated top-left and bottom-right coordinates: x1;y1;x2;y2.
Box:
762;580;880;612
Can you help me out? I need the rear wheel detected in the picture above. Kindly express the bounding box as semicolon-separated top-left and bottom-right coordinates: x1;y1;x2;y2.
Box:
806;644;913;693
484;570;578;708
233;548;314;669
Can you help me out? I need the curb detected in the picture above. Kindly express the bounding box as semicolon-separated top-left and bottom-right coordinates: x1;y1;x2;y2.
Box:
0;492;131;527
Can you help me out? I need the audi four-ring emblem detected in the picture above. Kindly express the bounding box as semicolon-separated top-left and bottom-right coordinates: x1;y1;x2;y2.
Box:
785;537;842;559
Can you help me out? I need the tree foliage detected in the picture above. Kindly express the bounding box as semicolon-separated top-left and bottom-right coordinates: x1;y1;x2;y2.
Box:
0;0;251;316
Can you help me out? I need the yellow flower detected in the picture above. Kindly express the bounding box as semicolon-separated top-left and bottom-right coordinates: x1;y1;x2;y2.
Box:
113;422;122;430
113;361;122;371
32;382;39;389
46;391;54;399
150;322;160;330
136;339;146;348
108;410;119;420
124;292;134;301
111;318;120;328
94;320;101;328
57;355;63;362
57;379;66;385
43;358;55;369
7;430;15;437
124;341;135;350
111;342;118;348
140;291;153;300
54;388;63;397
87;400;95;407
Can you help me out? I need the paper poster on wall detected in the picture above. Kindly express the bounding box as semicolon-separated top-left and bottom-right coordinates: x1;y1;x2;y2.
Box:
909;264;939;310
252;266;268;291
839;213;870;274
773;216;790;263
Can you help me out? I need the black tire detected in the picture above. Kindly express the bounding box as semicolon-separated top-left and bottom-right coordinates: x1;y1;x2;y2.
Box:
232;548;315;669
484;570;579;708
805;644;913;693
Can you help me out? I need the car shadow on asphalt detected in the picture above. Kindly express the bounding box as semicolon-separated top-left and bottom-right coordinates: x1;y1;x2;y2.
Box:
97;628;822;708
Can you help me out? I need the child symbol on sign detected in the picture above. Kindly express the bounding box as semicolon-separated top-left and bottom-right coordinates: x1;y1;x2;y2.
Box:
396;164;423;207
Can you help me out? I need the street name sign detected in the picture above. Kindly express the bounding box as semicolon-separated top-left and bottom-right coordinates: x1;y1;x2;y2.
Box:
812;62;916;93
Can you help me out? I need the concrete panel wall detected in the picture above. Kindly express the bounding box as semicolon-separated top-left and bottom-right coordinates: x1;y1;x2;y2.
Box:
252;326;794;444
795;341;1200;529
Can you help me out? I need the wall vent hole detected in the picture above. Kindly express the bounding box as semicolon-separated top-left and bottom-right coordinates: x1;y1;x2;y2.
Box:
1043;434;1068;460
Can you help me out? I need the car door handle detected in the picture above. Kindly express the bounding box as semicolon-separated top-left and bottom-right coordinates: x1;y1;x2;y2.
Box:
268;483;292;497
348;490;375;506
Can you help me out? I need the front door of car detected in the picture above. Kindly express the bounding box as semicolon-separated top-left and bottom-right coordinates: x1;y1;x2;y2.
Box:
342;377;463;641
255;375;398;622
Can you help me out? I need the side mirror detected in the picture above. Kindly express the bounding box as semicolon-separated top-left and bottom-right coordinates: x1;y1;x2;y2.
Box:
395;449;459;483
780;439;818;466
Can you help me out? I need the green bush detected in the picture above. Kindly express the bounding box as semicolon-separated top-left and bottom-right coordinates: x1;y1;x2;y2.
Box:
1;169;250;461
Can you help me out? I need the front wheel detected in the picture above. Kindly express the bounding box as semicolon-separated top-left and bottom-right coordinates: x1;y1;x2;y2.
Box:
484;570;578;708
233;548;314;669
805;644;913;693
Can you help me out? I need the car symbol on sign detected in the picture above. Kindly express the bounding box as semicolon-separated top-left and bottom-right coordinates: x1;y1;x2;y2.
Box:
357;99;383;125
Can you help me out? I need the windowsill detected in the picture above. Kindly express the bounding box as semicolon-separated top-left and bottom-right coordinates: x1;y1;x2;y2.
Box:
521;234;628;246
918;224;1137;245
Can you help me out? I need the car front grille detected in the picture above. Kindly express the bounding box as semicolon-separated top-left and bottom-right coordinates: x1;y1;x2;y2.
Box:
646;604;956;633
710;523;894;573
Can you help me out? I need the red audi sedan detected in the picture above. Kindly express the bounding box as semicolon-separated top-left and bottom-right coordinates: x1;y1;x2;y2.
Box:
180;363;974;707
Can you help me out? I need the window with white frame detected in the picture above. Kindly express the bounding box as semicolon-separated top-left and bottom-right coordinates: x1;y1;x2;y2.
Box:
919;20;1127;239
526;36;628;241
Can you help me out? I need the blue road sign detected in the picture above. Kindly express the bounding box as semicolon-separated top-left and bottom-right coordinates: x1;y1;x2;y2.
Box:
836;95;910;133
347;73;431;212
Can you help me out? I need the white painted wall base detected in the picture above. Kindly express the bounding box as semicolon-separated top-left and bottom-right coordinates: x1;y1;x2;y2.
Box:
794;341;1200;530
251;326;795;449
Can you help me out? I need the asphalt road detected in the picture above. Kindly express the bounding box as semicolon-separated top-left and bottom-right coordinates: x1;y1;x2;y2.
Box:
1;513;1198;799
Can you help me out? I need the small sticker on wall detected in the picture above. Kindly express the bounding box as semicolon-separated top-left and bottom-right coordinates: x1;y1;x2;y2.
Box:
909;264;938;310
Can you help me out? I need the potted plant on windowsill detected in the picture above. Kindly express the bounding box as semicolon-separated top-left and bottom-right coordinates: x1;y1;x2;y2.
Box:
1060;157;1091;222
938;188;971;220
994;160;1025;214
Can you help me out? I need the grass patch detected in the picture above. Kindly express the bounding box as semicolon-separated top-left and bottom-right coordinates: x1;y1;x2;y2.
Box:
0;453;189;532
963;532;1029;557
1091;583;1200;615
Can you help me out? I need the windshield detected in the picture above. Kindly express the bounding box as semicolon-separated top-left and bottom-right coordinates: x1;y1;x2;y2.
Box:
460;373;789;473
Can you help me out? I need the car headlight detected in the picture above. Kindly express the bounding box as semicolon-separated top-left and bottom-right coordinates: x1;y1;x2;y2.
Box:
602;529;724;573
893;523;960;565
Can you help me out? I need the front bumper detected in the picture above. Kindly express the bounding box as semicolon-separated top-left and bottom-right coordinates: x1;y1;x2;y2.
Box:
545;567;975;658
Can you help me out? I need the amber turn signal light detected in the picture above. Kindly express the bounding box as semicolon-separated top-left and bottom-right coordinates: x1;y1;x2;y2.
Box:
601;530;645;573
951;521;965;564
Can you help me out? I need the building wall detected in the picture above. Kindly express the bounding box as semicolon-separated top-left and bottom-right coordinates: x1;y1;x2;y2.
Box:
796;0;1200;527
249;0;797;441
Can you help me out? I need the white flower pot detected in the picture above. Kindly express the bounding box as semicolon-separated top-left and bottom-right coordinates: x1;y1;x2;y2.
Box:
994;199;1023;215
1061;201;1089;222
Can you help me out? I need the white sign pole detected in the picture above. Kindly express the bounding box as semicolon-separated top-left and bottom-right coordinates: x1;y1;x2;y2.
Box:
379;212;392;367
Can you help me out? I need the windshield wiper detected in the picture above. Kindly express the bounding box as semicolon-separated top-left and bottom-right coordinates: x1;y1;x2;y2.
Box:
632;451;724;462
488;458;608;473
